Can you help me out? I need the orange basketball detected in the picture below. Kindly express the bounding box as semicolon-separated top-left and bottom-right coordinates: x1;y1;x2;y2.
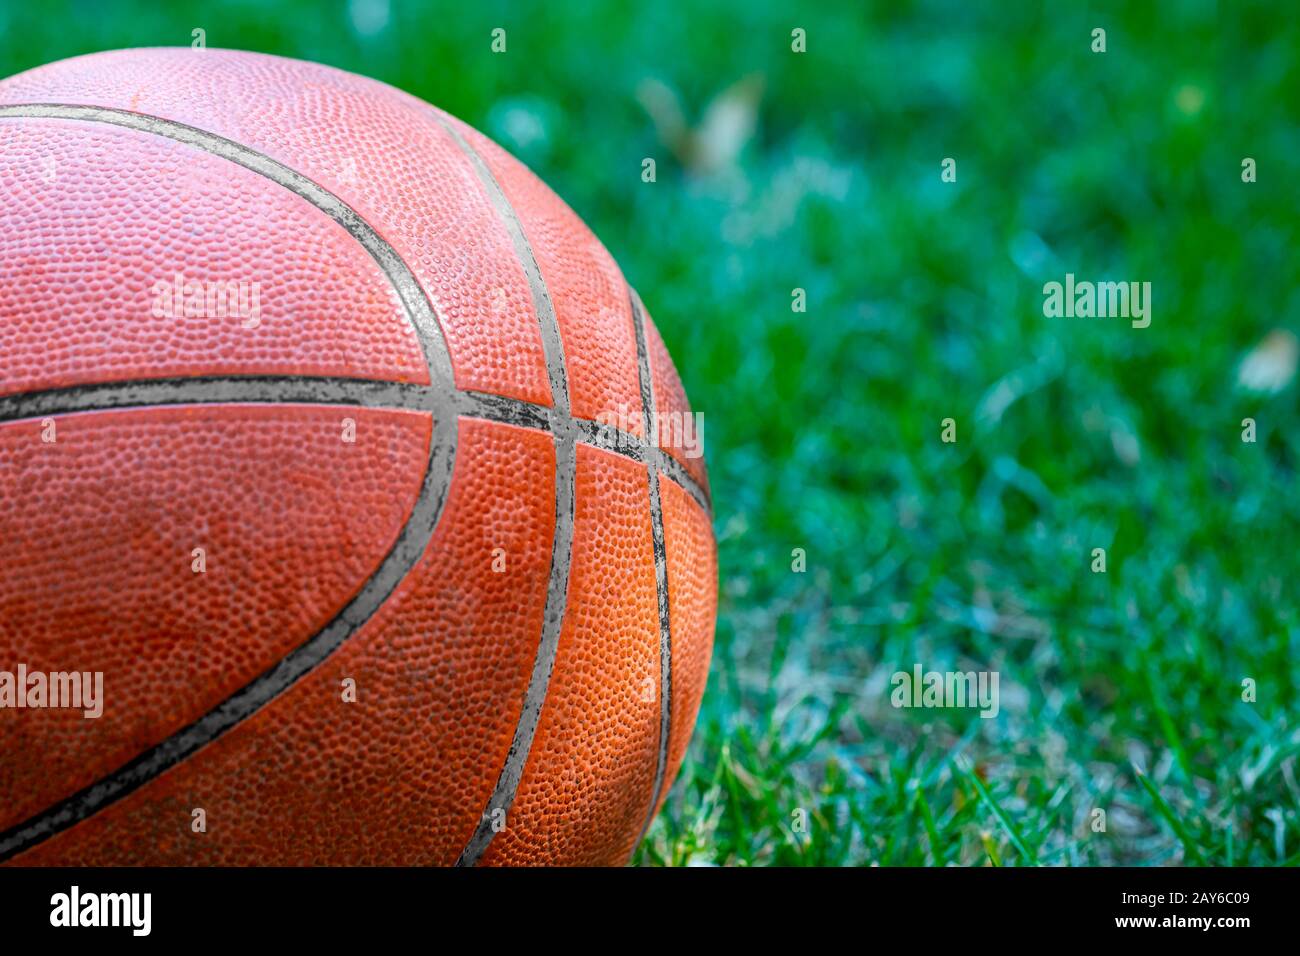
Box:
0;48;716;866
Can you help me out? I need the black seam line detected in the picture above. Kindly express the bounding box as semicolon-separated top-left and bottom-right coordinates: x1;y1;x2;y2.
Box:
435;114;577;868
0;377;711;514
0;376;434;421
0;103;459;864
630;288;675;855
655;448;711;518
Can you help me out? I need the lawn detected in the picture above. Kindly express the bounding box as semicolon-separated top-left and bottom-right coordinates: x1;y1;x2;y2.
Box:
3;0;1297;865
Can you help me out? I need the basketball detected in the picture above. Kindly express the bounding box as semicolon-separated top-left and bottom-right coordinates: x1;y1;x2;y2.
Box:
0;48;716;866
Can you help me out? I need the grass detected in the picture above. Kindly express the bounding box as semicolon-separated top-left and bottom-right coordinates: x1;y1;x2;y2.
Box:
3;0;1298;866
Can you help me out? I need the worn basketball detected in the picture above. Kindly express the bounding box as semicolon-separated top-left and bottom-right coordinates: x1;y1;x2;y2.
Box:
0;48;716;866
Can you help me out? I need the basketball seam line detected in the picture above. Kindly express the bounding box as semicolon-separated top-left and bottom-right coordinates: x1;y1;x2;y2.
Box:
434;116;577;868
0;103;463;864
630;288;675;855
0;377;711;515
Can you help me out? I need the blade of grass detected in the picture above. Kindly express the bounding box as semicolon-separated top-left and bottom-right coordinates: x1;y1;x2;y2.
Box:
1133;766;1207;865
912;786;944;865
958;759;1040;865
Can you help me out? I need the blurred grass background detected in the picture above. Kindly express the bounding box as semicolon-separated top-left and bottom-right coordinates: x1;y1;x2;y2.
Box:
3;0;1297;865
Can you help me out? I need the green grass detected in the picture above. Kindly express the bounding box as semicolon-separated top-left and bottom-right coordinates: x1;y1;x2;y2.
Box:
4;0;1297;865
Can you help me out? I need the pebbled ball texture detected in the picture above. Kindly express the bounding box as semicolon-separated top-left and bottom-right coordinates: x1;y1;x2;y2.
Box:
0;121;426;394
0;48;716;866
480;445;661;866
